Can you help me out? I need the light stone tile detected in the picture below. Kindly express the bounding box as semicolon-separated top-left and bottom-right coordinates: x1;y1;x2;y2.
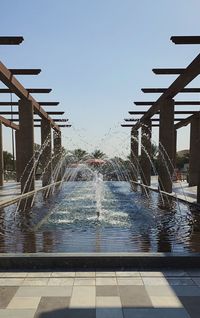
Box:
46;278;74;286
16;286;72;297
140;271;164;277
0;279;24;286
3;273;27;278
23;278;49;286
142;277;168;285
117;277;143;285
116;271;140;277
51;272;75;277
74;278;95;286
96;296;122;308
7;297;41;309
145;285;177;297
150;296;183;308
0;273;5;277
96;308;123;318
75;272;95;277
70;286;95;308
27;272;51;278
96;272;116;277
96;277;117;285
0;309;36;318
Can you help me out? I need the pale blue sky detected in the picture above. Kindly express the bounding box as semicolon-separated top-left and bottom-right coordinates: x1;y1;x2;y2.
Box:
0;0;200;158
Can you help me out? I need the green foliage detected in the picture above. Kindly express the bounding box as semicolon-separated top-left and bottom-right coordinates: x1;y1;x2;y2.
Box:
91;149;106;159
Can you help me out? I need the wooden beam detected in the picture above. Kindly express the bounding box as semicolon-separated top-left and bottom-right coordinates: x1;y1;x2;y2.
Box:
0;102;59;106
0;36;24;45
34;124;71;127
171;36;200;44
132;52;200;130
0;116;19;130
9;69;41;75
0;61;60;131
129;111;199;115
134;101;200;105
142;88;200;93
8;118;68;122
0;111;64;115
125;118;186;122
152;68;185;75
174;114;195;129
0;88;51;93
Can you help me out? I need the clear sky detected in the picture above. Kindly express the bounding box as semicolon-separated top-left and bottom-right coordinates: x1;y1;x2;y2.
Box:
0;0;200;158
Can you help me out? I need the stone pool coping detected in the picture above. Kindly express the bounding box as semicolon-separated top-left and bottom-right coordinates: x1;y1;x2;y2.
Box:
0;253;200;270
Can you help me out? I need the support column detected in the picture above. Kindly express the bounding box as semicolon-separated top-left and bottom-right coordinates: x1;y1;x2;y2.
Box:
0;122;3;186
140;119;152;186
130;128;139;182
41;118;52;187
158;99;174;193
189;114;200;187
18;99;35;193
173;129;177;167
15;130;21;182
53;130;62;182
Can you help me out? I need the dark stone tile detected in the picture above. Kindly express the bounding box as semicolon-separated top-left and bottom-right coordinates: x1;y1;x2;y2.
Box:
0;286;18;308
34;297;70;318
179;296;200;318
119;285;152;307
96;285;119;296
35;308;96;318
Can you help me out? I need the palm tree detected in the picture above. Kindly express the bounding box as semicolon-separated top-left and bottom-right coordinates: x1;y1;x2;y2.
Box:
91;149;106;159
73;148;88;162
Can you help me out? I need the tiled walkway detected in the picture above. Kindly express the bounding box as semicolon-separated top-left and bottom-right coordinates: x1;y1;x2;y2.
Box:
0;270;200;317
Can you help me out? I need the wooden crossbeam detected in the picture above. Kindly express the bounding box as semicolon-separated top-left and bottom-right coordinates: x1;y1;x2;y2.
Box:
34;124;71;127
142;88;200;93
0;111;64;115
0;36;24;45
134;101;200;105
171;36;200;44
9;69;41;75
0;88;52;93
0;102;59;106
8;118;68;122
152;68;185;75
129;111;199;115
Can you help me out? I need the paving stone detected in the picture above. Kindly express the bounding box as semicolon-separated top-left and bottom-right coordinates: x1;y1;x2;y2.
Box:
51;272;75;278
117;277;143;285
145;285;177;297
163;270;188;277
27;272;51;278
116;271;140;277
96;285;119;296
142;277;168;285
48;278;74;286
96;296;121;307
123;308;190;318
167;278;195;286
0;309;36;318
191;277;200;287
140;271;164;277
119;285;152;307
75;272;95;277
172;285;200;296
96;272;116;277
23;278;49;286
96;308;123;318
3;272;27;278
74;278;95;286
187;270;200;277
63;308;96;318
70;286;95;308
0;287;18;309
0;278;24;286
179;296;200;318
150;296;182;308
96;277;117;285
34;296;70;318
15;286;72;297
7;296;41;309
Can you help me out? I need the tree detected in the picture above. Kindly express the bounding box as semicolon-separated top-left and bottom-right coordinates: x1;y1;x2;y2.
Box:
72;149;88;162
3;151;14;170
91;149;106;159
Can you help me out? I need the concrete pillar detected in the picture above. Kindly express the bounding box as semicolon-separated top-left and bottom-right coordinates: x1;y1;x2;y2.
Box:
53;130;62;182
41;118;52;187
140;119;152;186
189;114;200;187
173;129;177;167
15;130;21;182
0;123;3;186
158;99;174;193
130;128;139;182
18;99;35;193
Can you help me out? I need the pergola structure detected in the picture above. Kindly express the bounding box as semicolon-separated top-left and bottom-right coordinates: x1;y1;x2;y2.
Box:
121;36;200;203
0;36;71;194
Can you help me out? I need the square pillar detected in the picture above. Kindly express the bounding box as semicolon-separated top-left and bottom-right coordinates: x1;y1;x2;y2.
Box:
41;118;52;187
15;130;21;182
0;122;3;186
158;99;174;193
141;119;152;186
18;99;35;193
130;128;139;182
53;130;62;182
189;114;200;186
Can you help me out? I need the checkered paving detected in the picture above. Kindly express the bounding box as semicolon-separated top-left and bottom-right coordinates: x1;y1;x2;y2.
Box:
0;270;199;317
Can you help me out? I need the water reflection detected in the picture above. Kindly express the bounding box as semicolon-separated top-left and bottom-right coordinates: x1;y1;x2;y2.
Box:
0;181;199;253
